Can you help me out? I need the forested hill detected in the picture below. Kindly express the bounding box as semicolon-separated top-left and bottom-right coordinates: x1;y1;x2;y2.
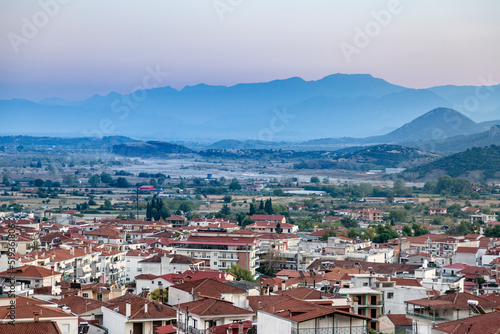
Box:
405;145;500;179
112;141;194;157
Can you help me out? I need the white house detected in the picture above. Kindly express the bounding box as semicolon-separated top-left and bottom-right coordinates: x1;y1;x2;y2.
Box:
101;294;176;334
257;296;370;333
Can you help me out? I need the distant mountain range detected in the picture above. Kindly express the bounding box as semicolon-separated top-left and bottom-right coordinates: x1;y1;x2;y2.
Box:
208;108;500;154
2;73;500;141
0;135;137;148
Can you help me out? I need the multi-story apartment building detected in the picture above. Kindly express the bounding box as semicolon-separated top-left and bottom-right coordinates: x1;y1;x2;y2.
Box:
172;231;260;275
124;248;168;282
360;209;384;222
17;246;101;283
98;249;127;283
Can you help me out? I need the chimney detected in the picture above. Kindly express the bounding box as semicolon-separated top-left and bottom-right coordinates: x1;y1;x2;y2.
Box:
158;282;163;304
144;301;148;313
70;247;74;256
281;280;286;291
126;301;131;317
266;284;270;295
90;313;95;320
260;282;264;296
33;312;40;322
51;266;54;276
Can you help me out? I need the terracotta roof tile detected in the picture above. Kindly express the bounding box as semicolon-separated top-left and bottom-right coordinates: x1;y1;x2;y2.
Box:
433;311;500;334
178;298;254;316
0;322;62;334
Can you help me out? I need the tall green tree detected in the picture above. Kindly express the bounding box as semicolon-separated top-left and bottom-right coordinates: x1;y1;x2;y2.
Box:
228;178;241;190
227;265;254;281
265;198;274;214
88;174;100;188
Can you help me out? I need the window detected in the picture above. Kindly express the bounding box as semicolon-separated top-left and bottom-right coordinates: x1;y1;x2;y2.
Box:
387;292;394;299
82;293;89;298
192;319;197;329
363;282;368;286
214;262;217;266
61;324;70;333
97;293;102;301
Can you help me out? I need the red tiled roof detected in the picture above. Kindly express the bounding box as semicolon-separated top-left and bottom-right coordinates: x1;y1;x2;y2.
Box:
136;274;158;280
406;292;498;310
155;324;177;334
250;214;285;221
408;252;431;257
165;215;187;221
0;265;61;278
443;263;469;270
455;247;479;254
105;294;176;319
247;295;292;312
277;287;334;300
433;311;500;334
49;295;108;314
0;302;76;320
385;314;412;326
83;227;122;238
0;322;62;334
378;277;422;287
260;297;370;323
246;221;295;228
458;266;490;276
171;278;246;298
178;298;254;316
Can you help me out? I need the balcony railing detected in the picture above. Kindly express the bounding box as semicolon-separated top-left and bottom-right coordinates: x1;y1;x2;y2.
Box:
176;323;206;334
406;310;446;321
358;301;382;307
291;326;366;334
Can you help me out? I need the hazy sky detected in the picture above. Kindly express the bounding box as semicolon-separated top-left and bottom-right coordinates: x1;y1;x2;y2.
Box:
1;0;499;101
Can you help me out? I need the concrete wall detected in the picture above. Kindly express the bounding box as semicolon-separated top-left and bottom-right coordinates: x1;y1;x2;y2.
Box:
257;311;291;334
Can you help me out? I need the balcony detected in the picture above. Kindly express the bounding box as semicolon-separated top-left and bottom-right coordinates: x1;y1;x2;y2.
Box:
176;323;207;334
291;326;366;334
357;301;382;307
406;310;447;321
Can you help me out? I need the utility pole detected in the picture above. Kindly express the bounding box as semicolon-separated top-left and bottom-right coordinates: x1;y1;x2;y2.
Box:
136;187;139;220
